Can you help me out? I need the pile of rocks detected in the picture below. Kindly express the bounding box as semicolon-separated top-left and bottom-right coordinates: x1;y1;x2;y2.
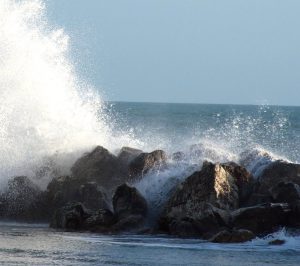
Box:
1;145;300;243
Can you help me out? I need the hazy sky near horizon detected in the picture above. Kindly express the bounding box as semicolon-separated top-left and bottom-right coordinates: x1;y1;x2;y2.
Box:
48;0;300;106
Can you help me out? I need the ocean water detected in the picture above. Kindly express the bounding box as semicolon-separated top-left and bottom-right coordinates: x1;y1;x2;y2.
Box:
0;223;300;266
1;1;300;265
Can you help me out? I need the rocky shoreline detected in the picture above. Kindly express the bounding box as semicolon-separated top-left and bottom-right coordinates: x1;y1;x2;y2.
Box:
1;145;300;243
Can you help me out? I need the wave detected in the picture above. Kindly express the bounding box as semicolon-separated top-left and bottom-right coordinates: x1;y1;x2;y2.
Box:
0;0;297;191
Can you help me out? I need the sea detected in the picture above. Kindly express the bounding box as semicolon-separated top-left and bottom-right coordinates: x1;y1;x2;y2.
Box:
1;1;300;265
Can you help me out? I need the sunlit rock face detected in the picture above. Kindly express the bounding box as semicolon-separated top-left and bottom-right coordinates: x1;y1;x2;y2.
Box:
159;161;254;238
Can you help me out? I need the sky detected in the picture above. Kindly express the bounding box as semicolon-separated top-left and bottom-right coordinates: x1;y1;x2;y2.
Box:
48;0;300;106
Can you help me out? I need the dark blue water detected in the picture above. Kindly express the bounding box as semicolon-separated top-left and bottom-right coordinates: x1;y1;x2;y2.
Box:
0;223;299;266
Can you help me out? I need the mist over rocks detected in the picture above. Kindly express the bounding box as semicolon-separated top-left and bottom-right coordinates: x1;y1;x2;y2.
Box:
1;144;300;243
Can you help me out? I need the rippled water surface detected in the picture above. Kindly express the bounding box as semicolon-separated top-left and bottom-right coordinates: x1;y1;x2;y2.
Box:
0;223;300;266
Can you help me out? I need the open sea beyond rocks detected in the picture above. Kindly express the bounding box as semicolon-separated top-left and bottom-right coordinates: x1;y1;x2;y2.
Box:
1;102;300;265
1;1;300;264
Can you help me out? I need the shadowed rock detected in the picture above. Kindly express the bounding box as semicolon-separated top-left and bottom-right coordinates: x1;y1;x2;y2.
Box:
0;176;48;221
71;146;128;191
257;161;300;194
232;203;291;235
113;184;148;219
269;239;286;245
210;229;255;243
128;150;167;178
270;182;300;203
117;147;143;166
50;202;91;230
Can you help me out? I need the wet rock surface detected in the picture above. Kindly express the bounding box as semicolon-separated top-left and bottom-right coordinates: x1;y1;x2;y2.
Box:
210;229;255;243
2;145;300;243
71;146;128;191
128;150;167;178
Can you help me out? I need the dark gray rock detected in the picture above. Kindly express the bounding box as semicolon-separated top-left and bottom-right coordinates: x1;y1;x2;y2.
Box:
270;182;300;203
79;182;110;211
128;150;167;178
232;203;291;235
46;175;82;210
71;146;128;191
50;202;90;230
113;184;148;219
83;209;116;229
269;239;286;245
112;214;146;232
0;176;47;221
210;229;255;243
257;161;300;194
117;147;143;166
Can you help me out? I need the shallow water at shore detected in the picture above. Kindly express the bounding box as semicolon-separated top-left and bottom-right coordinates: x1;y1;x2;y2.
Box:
0;223;299;266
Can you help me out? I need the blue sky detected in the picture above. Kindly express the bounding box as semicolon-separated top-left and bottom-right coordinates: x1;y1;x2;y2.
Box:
48;0;300;105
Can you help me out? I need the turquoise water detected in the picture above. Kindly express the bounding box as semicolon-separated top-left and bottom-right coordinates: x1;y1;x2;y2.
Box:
0;223;300;266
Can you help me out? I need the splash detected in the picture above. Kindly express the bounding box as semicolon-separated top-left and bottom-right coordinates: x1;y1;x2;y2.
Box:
0;0;139;186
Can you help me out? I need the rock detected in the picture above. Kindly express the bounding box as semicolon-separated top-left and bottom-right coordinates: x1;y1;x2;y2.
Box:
244;193;272;207
159;205;229;238
71;146;128;191
112;215;146;232
46;176;111;221
117;147;143;166
257;161;300;194
46;175;82;210
79;182;110;211
210;229;255;243
0;176;47;221
113;184;148;219
50;202;90;230
221;162;255;205
232;203;291;235
159;161;244;238
270;182;300;203
288;200;300;227
268;239;286;245
171;152;186;162
239;148;275;177
128;150;167;178
83;209;116;229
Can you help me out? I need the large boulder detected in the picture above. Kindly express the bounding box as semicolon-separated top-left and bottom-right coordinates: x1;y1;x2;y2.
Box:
83;209;116;231
113;184;148;219
46;176;110;213
159;162;243;238
78;182;110;211
232;203;291;235
0;176;47;221
159;204;229;238
210;229;255;243
239;148;275;177
46;175;82;210
50;202;90;230
128;150;167;178
71;146;128;191
221;162;255;205
257;161;300;194
270;182;300;203
117;147;143;166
